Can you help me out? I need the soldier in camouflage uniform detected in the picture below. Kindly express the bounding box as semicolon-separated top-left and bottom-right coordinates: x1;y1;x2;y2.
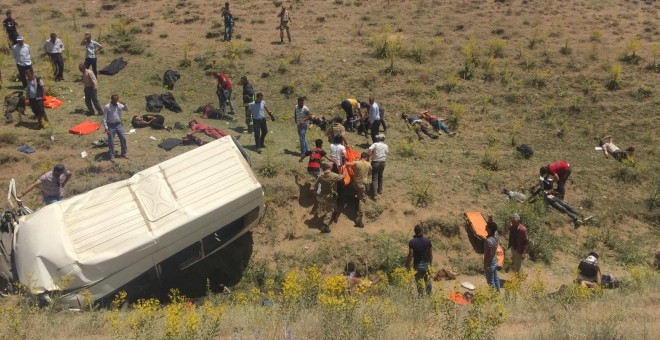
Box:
314;163;344;233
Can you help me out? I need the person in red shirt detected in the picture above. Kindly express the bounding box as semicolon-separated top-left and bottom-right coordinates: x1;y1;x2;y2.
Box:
507;213;528;275
540;160;571;200
300;139;335;177
212;71;236;115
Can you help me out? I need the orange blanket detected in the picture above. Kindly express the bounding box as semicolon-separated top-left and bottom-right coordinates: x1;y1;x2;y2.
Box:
69;121;100;136
340;147;361;185
449;291;470;306
26;96;64;109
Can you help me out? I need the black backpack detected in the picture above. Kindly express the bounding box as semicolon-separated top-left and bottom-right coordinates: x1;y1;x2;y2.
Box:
161;92;182;113
163;70;180;90
516;144;534;159
145;94;164;112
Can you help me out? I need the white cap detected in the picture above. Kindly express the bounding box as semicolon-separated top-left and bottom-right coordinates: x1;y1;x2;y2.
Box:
585;255;597;264
461;281;475;290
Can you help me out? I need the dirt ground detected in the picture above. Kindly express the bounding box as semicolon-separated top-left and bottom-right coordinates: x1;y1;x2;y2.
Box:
0;0;658;335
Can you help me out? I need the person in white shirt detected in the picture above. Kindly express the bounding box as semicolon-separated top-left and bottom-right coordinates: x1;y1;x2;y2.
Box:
80;33;103;76
600;135;634;162
368;134;389;197
11;35;32;87
103;94;129;159
367;97;381;143
294;96;311;155
44;33;65;81
329;135;347;172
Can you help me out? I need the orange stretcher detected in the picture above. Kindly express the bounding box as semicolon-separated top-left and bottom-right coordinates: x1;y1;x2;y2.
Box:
69;121;100;136
25;96;64;109
340;147;362;186
449;291;470;306
464;211;505;268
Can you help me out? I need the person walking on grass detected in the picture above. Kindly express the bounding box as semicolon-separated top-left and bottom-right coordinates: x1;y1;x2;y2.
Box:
507;213;528;275
313;163;345;233
44;33;64;81
212;71;236;116
540;160;571;200
3;10;19;45
484;217;501;292
79;63;103;115
368;134;388;198
345;152;371;228
103;94;129;159
406;224;433;296
12;35;32;87
300;139;335;178
18;163;72;205
241;75;255;133
294;96;311;155
248;92;275;151
221;2;234;42
81;33;102;77
277;5;292;44
25;69;49;129
367;97;382;143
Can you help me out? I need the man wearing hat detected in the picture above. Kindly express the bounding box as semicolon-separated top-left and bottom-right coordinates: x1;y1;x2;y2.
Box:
18;164;72;205
406;224;433;295
294;96;311;155
368;134;388;198
11;35;32;87
507;213;529;274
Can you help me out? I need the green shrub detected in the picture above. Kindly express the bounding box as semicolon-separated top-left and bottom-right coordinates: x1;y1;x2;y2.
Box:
424;217;461;238
485;38;506;58
0;132;18;145
606;63;623;90
410;180;432;207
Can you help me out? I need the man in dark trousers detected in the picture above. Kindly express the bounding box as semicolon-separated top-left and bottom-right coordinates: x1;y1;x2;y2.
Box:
12;35;32;87
241;76;255;133
24;69;49;129
44;33;65;81
540;160;571;200
406;224;433;296
3;10;19;45
248;92;275;151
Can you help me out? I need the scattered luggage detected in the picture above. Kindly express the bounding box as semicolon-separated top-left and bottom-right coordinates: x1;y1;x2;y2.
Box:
99;57;128;75
163;70;180;90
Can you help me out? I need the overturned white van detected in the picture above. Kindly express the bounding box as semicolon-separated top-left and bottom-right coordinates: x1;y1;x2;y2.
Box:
11;136;264;308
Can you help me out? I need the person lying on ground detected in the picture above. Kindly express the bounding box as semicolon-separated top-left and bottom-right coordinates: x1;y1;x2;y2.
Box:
132;114;172;131
502;188;528;202
401;113;439;140
577;252;601;288
420;111;456;136
537;189;592;226
188;119;229;139
600;135;634;162
299;139;336;177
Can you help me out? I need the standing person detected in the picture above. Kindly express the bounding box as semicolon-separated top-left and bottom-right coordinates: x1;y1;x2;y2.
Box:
103;94;129;159
277;5;291;44
221;2;234;42
329;135;347;173
540;160;571;200
300;139;335;177
314;163;344;233
367;97;381;143
79;63;103;115
340;98;364;132
81;33;102;77
241;76;255;133
421;111;457;136
44;33;65;81
18;164;72;205
25;69;49;129
368;134;388;198
213;71;236;115
345;152;371;228
507;213;528;275
484;217;501;292
12;36;32;87
3;10;19;45
406;224;433;296
294;96;311;155
248;92;275;151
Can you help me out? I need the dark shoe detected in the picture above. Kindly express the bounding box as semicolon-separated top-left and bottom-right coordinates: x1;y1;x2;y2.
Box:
119;155;129;159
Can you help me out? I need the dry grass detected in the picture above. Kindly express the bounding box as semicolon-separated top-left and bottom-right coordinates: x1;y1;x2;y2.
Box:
0;0;658;337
